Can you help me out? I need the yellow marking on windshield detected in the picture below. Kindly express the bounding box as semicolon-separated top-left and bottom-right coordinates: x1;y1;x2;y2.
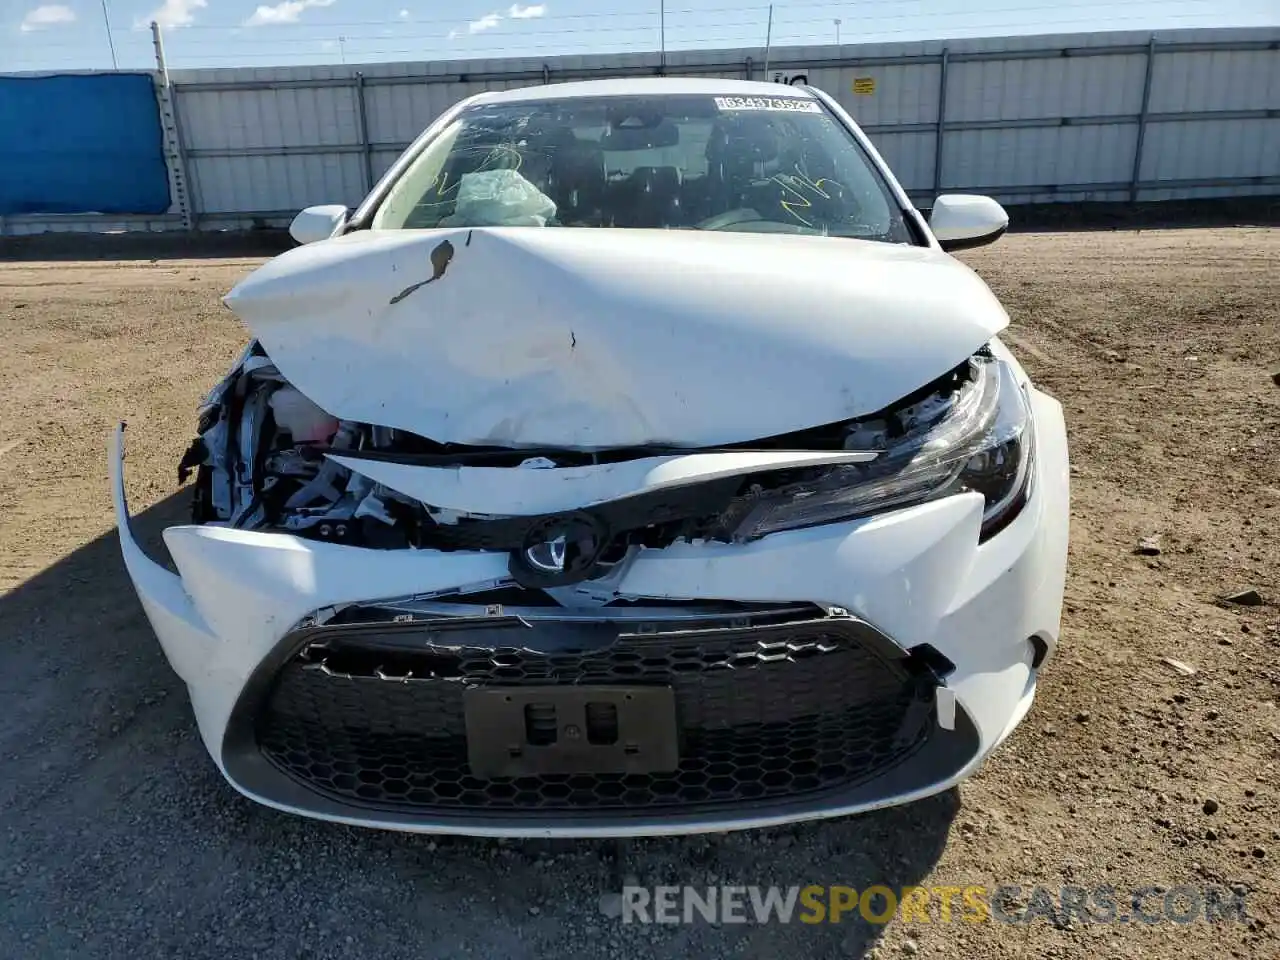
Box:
773;169;836;227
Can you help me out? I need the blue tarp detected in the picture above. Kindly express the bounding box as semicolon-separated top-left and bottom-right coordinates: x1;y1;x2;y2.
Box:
0;73;171;216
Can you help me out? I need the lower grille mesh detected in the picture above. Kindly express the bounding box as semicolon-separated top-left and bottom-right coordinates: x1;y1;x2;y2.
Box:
255;618;934;813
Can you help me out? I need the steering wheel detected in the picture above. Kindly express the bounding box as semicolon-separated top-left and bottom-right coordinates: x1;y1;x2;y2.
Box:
695;208;766;231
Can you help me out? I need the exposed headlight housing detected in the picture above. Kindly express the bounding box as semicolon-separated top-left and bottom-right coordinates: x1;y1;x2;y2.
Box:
726;354;1034;542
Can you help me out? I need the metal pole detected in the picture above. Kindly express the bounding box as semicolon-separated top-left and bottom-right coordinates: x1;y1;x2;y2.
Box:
834;18;841;46
659;1;665;75
339;36;348;65
762;4;773;78
354;72;373;192
151;21;196;229
932;47;949;199
151;19;170;85
1130;36;1157;203
100;0;118;70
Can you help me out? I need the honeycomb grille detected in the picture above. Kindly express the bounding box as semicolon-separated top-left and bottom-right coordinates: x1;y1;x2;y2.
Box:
255;620;934;813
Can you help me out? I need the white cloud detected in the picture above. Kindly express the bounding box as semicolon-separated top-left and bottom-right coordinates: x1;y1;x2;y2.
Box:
452;5;542;39
137;0;207;29
244;0;335;27
397;7;409;19
468;11;501;33
20;4;76;31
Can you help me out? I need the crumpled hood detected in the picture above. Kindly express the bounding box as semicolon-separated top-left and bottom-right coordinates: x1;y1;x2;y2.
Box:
224;227;1008;449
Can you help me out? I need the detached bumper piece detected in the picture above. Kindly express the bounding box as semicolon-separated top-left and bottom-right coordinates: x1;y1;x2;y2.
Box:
224;606;947;826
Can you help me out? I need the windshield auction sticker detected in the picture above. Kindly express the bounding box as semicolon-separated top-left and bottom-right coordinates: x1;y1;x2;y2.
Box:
713;96;822;113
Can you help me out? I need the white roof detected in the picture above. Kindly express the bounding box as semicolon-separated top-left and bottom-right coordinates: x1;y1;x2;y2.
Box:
470;77;817;105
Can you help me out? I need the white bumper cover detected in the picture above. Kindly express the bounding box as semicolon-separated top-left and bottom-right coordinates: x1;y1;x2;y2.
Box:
111;389;1068;838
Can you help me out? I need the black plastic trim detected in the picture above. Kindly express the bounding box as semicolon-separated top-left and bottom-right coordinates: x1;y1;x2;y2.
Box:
938;224;1008;252
220;608;963;828
225;711;978;833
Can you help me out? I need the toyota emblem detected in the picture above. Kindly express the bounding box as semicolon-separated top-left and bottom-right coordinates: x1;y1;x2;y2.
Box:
524;535;569;573
509;511;612;588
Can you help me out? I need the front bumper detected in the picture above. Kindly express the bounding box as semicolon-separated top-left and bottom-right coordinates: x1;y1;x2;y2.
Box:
110;388;1068;838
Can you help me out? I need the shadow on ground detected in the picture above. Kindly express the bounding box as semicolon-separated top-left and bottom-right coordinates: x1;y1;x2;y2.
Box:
0;230;295;263
0;493;956;959
999;195;1280;232
2;196;1278;267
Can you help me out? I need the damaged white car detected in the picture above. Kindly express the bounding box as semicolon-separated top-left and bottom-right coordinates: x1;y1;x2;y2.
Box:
111;78;1068;837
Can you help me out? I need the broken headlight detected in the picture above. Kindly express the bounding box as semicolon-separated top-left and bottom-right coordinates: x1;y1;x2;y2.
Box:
729;356;1034;542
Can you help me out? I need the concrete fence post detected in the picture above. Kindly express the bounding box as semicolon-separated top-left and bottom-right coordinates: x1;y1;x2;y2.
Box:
151;21;196;230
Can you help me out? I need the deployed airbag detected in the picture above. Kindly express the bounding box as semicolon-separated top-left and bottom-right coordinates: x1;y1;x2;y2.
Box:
440;169;558;227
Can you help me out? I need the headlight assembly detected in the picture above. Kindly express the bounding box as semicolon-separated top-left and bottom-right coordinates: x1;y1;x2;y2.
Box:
726;355;1035;542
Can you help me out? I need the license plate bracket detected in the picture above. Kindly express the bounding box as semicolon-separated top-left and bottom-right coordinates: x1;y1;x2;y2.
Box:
464;685;679;778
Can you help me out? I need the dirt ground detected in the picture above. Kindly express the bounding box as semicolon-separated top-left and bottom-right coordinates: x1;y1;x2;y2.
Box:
0;228;1276;959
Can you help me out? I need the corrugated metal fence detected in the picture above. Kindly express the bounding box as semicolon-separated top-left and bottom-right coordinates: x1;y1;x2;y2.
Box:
3;26;1277;234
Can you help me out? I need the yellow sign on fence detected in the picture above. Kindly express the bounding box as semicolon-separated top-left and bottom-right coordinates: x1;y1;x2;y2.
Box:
852;77;876;95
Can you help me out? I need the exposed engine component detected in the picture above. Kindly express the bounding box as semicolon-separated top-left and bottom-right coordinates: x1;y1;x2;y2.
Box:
181;342;998;561
183;342;436;547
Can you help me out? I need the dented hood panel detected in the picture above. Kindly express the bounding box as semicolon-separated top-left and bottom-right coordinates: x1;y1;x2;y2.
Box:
224;228;1008;449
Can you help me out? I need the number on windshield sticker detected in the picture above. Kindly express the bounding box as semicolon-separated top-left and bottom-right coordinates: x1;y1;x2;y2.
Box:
713;96;822;113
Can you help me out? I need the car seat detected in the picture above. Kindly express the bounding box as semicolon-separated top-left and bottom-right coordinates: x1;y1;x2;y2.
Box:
704;116;784;216
542;130;606;225
614;166;683;228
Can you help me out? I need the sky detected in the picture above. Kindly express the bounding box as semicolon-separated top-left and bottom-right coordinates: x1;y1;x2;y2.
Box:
2;0;1276;73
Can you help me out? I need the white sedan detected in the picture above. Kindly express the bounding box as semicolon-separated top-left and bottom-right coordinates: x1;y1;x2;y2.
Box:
111;77;1069;837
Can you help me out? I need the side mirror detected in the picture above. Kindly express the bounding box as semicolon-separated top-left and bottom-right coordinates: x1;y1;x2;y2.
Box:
288;204;349;245
929;195;1008;252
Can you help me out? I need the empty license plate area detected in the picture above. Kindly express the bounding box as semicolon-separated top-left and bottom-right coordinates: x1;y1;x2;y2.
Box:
464;686;679;777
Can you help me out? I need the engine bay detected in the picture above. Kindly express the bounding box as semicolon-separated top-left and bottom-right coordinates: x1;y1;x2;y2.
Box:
180;341;985;563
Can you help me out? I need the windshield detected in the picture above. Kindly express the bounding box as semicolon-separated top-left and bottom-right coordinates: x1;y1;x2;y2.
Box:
372;94;913;242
